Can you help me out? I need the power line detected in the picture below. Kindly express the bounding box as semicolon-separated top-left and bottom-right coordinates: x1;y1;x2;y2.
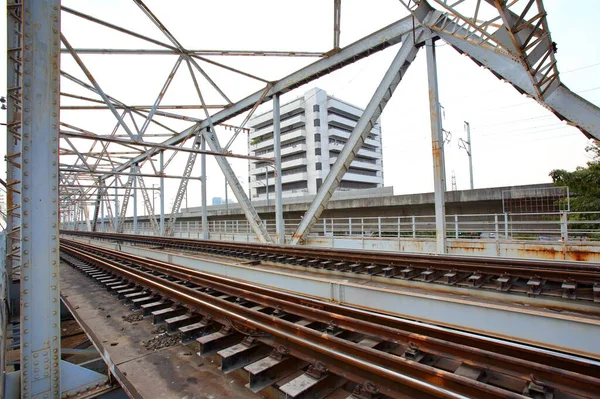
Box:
561;62;600;75
471;114;554;130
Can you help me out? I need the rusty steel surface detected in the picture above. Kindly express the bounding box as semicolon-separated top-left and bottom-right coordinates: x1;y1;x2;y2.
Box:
60;238;600;399
64;231;600;303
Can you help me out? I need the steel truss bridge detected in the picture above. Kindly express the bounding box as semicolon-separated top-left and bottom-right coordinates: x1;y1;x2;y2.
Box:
2;0;600;398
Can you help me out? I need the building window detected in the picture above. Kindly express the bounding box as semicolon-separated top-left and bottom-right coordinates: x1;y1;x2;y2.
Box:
314;133;321;142
313;104;320;112
316;162;322;171
316;178;323;190
314;118;320;127
315;148;321;156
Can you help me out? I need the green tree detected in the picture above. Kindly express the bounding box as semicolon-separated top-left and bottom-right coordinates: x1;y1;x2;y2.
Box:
550;140;600;212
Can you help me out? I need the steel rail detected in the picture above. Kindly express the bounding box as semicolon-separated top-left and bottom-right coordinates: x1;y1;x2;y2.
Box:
64;231;600;284
61;239;600;398
61;243;526;399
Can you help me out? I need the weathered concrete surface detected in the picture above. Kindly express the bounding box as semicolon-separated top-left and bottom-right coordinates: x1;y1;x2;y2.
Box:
129;183;556;222
170;232;600;263
60;264;263;399
66;237;600;360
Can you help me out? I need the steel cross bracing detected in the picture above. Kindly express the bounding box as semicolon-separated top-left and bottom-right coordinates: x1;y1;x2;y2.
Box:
135;166;160;235
290;32;422;244
117;174;135;233
103;185;117;233
399;0;600;140
5;0;22;281
165;133;202;236
5;1;600;397
91;191;102;231
53;0;598;248
48;0;600;248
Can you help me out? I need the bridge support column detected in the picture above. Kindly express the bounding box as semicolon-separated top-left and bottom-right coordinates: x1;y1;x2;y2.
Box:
273;94;285;244
201;136;208;240
426;38;447;254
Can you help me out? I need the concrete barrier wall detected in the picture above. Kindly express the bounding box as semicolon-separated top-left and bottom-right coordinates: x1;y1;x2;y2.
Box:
170;231;600;262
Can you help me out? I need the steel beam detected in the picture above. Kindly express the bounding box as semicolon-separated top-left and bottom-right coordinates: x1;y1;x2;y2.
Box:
201;137;208;240
334;0;341;49
105;15;415;177
202;128;273;243
20;1;61;396
138;56;183;137
100;192;105;232
86;239;600;360
61;48;325;57
165;134;202;236
159;152;165;235
59;130;273;162
5;0;22;281
409;3;600;140
426;39;447;254
135;168;160;235
116;175;134;233
61;34;138;141
186;58;272;243
114;180;119;232
133;174;138;234
290;33;421;245
273;95;285;244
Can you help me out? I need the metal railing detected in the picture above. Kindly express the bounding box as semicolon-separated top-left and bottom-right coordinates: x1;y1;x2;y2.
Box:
81;211;600;243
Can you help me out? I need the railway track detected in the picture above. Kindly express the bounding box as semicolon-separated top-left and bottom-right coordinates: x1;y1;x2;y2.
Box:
60;238;600;399
63;231;600;303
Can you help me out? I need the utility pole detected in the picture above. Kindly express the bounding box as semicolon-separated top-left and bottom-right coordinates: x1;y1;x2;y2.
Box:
459;121;474;190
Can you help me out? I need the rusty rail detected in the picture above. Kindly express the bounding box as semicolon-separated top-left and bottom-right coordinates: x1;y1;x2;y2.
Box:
63;231;600;301
61;239;600;398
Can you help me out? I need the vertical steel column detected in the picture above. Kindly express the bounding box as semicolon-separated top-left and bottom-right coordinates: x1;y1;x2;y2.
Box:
20;1;61;396
133;169;138;234
83;199;91;231
333;0;341;49
201;137;208;239
201;127;273;243
75;202;79;230
289;34;420;245
100;194;105;232
6;0;22;281
425;39;447;254
114;180;119;232
160;152;165;235
560;211;569;242
273;94;285;244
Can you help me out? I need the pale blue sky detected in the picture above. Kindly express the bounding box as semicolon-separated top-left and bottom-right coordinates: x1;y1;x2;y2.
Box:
1;1;599;212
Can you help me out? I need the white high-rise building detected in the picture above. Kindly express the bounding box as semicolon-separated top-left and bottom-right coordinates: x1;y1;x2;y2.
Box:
248;88;384;201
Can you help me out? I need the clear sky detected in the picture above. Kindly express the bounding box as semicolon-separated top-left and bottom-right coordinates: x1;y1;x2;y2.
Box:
1;0;599;214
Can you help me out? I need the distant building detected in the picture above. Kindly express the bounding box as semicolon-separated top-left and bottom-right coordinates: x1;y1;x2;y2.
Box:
247;87;384;201
212;197;234;206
